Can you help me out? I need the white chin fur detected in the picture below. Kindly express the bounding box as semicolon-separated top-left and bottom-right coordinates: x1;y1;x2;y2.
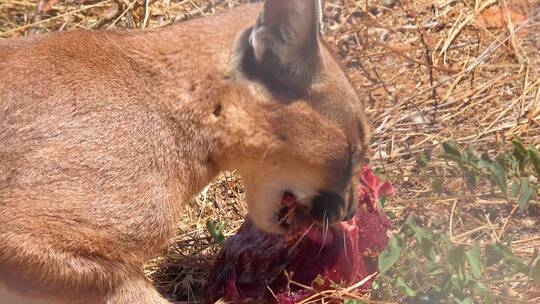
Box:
246;184;286;235
249;213;286;235
245;183;318;235
242;168;320;234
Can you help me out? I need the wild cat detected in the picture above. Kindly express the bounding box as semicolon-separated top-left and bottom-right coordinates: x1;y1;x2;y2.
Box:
0;0;370;302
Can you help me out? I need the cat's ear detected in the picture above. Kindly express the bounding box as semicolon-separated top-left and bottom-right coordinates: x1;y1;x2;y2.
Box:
249;0;323;88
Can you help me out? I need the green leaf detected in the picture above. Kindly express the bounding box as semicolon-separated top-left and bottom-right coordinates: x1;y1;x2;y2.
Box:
486;244;504;266
529;259;540;284
448;273;462;293
482;295;497;304
428;267;446;276
440;153;464;163
343;300;367;304
206;220;226;246
513;138;528;154
476;159;491;169
508;259;530;275
486;243;529;274
396;277;417;297
465;245;482;279
417;151;430;168
443;142;462;159
378;195;388;209
413;227;431;243
419;237;437;259
472;280;490;297
529;145;540;177
511;180;520;198
385;210;396;219
454;297;474;304
440;142;464;164
513;138;528;172
519;177;533;212
489;162;508;197
405;216;420;232
485;243;511;266
448;245;466;272
378;236;402;274
472;281;496;303
464;145;479;163
481;152;492;162
440;234;453;248
431;178;444;195
530;258;540;283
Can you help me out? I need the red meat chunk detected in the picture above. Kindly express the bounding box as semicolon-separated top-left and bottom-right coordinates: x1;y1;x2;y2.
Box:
204;166;394;303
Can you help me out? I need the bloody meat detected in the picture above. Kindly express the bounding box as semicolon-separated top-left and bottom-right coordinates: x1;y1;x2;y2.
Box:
204;167;394;303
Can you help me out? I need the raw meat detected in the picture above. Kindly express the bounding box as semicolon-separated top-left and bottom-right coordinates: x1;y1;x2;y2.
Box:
204;166;394;303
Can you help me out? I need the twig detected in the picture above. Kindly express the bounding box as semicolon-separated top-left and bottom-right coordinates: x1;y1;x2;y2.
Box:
449;199;458;241
142;0;150;28
497;204;519;240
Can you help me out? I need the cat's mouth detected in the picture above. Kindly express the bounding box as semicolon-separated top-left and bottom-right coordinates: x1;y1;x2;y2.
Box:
275;191;302;233
275;192;336;246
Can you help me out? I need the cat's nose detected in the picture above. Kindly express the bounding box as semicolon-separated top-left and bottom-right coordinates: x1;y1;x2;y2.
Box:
309;191;346;224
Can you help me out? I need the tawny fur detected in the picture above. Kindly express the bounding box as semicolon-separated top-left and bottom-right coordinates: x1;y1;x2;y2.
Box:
0;2;370;303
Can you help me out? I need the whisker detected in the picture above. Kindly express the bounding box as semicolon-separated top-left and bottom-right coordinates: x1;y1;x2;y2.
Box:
324;213;329;242
259;139;280;165
288;222;315;255
316;211;328;258
343;229;350;266
277;206;297;225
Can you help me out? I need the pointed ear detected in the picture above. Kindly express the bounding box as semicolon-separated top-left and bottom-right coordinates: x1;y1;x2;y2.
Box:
249;0;323;89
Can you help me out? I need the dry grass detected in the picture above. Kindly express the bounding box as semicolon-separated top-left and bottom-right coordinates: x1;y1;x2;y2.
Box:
1;0;539;302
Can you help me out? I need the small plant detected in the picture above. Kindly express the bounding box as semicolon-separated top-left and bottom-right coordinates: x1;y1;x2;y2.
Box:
206;220;228;246
374;215;540;303
417;139;539;210
372;140;539;303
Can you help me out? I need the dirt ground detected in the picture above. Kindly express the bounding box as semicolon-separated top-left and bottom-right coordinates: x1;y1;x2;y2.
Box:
1;0;539;302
